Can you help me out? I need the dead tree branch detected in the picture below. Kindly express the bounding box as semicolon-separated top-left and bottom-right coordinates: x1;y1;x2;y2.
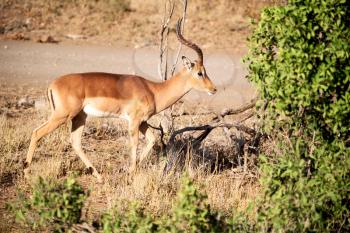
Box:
163;121;258;174
148;98;259;172
158;0;175;81
167;97;257;118
216;97;257;118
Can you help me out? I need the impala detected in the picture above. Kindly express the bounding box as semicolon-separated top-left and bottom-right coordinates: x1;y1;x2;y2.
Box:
25;19;217;182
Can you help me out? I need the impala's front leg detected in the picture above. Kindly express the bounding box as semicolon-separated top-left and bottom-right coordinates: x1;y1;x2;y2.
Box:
71;112;103;182
128;119;140;172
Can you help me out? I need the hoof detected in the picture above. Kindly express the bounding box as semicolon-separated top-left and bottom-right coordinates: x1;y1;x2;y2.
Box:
96;176;103;184
93;172;103;184
85;167;94;175
88;168;102;183
85;167;103;183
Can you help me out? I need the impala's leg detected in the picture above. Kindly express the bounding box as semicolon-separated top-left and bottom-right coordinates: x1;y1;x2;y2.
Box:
25;116;68;167
128;119;141;172
71;112;102;182
139;122;156;163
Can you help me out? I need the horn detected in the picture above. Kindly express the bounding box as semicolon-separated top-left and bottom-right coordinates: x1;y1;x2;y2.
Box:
176;18;203;66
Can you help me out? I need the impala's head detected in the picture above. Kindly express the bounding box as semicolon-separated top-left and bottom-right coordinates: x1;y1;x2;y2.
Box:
176;19;217;95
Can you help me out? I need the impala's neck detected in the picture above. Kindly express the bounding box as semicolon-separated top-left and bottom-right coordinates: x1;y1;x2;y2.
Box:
151;70;192;113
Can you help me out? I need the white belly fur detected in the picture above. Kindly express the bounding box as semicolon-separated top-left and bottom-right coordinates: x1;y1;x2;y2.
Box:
83;104;121;118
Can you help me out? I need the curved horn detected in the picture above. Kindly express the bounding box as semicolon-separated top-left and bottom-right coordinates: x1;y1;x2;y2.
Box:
176;18;203;66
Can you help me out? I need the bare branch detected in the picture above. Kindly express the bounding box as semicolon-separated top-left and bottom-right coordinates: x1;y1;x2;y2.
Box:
167;97;257;118
158;0;175;81
219;97;257;118
162;120;258;174
148;122;167;151
168;122;256;141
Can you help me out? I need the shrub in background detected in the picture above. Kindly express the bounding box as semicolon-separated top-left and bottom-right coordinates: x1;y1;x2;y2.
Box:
163;176;223;233
102;202;157;233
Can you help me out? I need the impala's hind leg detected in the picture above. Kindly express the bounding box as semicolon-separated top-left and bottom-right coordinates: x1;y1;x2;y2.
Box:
71;112;102;182
25;116;68;168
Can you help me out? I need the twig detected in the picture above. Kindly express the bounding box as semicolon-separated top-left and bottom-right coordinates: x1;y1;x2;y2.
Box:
148;122;166;152
168;124;214;145
167;98;257;118
158;0;175;81
218;97;257;118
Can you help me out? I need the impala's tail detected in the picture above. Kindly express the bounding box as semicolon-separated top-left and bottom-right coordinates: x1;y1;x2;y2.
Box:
47;88;56;111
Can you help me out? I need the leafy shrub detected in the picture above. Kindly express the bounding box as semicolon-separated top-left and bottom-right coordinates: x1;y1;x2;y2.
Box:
163;175;223;233
8;177;87;232
226;209;256;233
245;0;350;232
102;202;157;233
257;139;350;232
246;0;350;139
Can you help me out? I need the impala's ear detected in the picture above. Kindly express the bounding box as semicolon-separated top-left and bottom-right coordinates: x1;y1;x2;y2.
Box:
182;56;193;71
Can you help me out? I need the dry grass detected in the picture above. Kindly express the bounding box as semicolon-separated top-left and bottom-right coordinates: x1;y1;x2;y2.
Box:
0;84;260;230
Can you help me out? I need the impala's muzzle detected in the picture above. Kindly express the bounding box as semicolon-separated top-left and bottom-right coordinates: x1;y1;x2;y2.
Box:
208;87;217;95
203;77;217;95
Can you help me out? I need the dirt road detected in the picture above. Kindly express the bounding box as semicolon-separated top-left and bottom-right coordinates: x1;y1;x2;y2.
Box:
0;40;256;111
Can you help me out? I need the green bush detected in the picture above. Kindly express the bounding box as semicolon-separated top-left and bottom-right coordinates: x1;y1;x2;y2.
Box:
257;140;350;232
8;177;87;232
226;209;256;233
102;202;157;233
245;0;350;232
163;176;223;233
246;0;350;139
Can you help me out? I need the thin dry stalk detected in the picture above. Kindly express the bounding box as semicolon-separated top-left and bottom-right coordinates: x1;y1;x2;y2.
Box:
158;0;175;81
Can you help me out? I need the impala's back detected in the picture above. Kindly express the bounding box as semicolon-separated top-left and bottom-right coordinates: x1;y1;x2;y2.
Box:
49;73;157;120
